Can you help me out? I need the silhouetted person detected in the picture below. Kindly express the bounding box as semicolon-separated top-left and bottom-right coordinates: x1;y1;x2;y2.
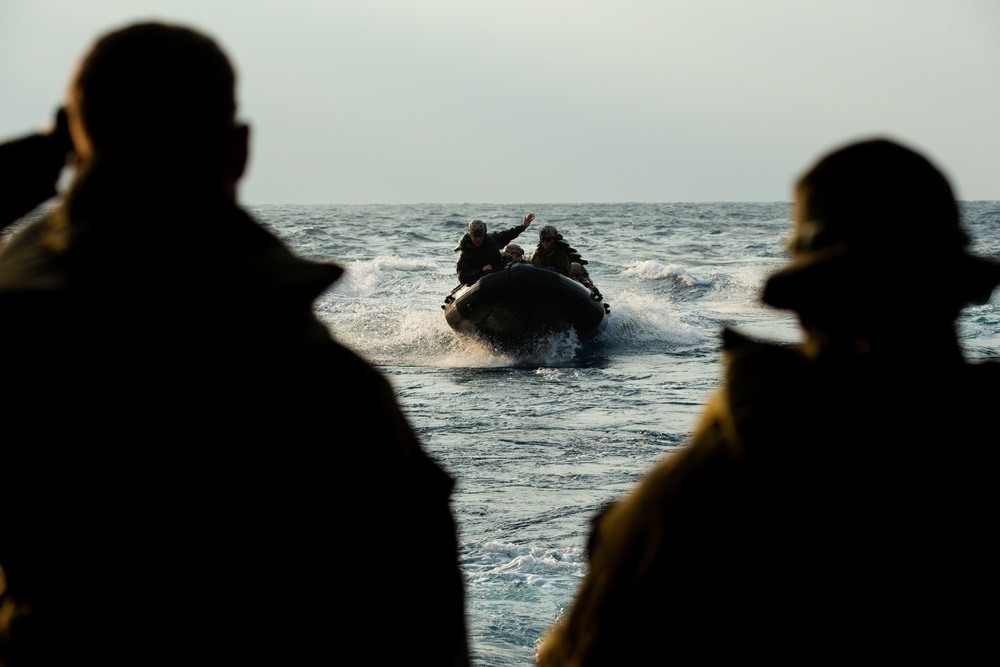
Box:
0;22;468;667
536;139;1000;665
455;213;533;285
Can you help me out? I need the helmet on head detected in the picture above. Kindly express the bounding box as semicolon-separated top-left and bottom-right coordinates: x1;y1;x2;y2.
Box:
763;138;1000;312
504;243;524;256
570;262;584;277
539;225;558;241
468;219;487;237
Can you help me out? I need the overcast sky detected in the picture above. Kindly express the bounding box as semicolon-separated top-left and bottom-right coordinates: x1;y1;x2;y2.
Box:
2;1;998;204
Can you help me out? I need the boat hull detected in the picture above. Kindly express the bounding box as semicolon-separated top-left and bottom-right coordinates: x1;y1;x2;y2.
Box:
443;262;608;347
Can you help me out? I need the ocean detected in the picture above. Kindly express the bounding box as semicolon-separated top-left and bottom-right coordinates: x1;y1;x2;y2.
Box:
252;201;1000;667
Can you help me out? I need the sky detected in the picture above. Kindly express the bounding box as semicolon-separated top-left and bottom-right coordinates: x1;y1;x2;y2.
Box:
2;1;998;205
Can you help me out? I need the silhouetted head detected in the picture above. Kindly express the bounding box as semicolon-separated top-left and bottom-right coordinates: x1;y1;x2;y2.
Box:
65;22;247;191
763;139;1000;326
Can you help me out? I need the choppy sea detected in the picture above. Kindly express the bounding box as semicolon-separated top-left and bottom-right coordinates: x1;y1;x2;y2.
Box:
253;201;1000;667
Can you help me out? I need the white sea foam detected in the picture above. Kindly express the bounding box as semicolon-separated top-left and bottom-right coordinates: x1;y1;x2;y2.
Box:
464;541;586;588
621;259;713;286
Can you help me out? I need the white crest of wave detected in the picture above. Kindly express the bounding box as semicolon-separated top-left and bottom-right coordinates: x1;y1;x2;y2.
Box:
431;330;583;368
465;541;585;587
622;259;711;287
330;256;440;298
604;291;706;346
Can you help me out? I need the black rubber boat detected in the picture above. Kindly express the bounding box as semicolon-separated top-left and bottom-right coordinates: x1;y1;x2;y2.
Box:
442;262;610;347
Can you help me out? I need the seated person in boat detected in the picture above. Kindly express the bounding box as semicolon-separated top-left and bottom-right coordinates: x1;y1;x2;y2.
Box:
501;243;525;267
570;262;593;288
570;261;603;299
531;224;588;278
455;213;533;285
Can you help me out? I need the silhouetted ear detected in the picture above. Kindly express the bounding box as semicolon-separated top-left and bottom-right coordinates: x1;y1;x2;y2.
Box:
223;122;249;189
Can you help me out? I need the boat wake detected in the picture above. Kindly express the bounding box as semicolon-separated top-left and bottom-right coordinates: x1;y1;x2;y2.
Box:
314;255;715;367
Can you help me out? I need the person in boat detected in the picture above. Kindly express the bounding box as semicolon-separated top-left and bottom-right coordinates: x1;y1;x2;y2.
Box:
501;242;525;267
0;22;470;667
455;213;533;285
530;224;587;277
536;138;1000;665
570;261;603;301
569;262;591;286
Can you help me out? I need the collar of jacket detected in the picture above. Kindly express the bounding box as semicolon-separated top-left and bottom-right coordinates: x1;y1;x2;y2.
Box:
0;176;344;304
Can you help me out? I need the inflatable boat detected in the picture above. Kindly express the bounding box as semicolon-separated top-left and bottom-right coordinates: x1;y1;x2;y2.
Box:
442;262;610;347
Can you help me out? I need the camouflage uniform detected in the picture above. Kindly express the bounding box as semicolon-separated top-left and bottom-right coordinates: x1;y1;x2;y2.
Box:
530;226;587;278
454;223;526;285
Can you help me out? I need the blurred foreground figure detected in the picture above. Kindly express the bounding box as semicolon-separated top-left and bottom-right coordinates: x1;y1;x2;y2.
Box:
0;22;468;666
537;139;1000;665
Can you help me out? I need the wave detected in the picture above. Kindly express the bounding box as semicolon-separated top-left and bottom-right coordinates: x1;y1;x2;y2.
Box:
621;259;713;287
462;540;585;588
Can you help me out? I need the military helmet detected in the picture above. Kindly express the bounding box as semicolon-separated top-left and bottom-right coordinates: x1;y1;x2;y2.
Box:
539;225;558;241
570;262;584;276
468;219;487;237
504;243;524;256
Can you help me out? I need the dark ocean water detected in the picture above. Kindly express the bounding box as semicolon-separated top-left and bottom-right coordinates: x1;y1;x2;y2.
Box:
254;201;1000;667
